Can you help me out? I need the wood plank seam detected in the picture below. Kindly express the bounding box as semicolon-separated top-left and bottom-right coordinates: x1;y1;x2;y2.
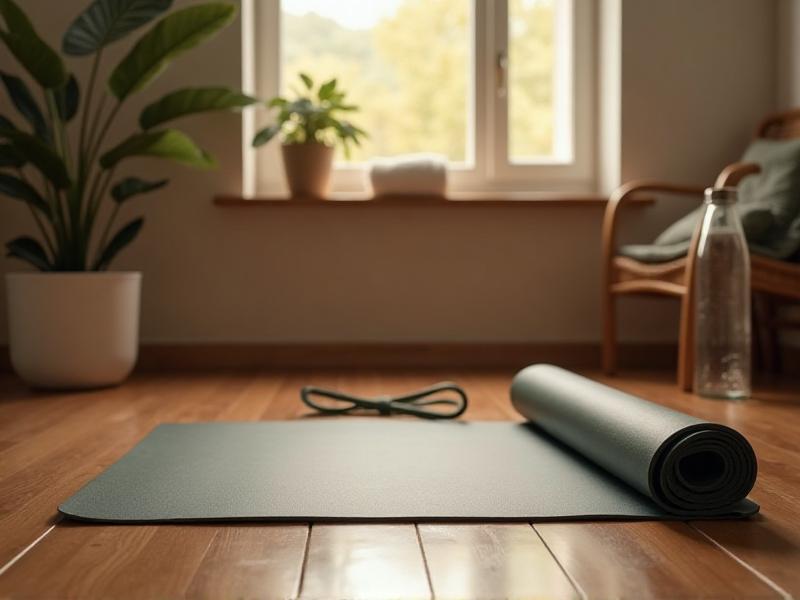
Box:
185;527;221;596
413;523;435;599
689;524;792;600
0;523;57;578
529;524;588;600
295;524;312;599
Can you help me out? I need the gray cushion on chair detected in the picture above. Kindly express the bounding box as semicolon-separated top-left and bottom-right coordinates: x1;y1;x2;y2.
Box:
618;241;692;264
654;204;774;246
619;138;800;264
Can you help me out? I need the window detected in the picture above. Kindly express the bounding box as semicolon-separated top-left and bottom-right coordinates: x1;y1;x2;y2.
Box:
244;0;593;195
281;0;471;164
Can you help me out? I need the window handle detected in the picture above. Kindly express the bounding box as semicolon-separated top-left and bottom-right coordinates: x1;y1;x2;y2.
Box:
496;50;508;97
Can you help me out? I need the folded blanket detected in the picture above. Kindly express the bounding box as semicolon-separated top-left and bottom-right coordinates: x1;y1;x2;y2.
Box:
367;153;447;197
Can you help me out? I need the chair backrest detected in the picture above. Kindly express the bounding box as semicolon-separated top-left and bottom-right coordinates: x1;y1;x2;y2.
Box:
757;109;800;140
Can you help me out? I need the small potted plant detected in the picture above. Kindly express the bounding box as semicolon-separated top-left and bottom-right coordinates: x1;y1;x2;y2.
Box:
252;73;366;198
1;0;256;388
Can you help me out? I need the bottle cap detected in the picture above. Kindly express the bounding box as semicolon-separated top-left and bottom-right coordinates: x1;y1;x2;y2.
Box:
704;187;738;203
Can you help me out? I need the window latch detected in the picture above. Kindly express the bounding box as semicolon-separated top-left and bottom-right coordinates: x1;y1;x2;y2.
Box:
496;50;508;97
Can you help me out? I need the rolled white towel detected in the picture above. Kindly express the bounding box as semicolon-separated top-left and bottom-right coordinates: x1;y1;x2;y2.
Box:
367;153;448;197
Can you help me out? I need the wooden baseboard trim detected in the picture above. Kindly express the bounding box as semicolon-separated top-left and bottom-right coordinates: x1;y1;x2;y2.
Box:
214;192;657;208
137;342;646;370
0;342;679;372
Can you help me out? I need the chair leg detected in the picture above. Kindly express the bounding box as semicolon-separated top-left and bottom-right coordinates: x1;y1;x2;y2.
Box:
679;222;703;393
602;288;617;374
677;290;694;392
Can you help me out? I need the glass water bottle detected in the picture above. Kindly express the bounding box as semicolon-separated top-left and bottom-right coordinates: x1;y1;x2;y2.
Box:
693;187;751;399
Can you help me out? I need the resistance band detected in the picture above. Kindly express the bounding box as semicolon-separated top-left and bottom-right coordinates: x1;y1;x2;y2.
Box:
300;382;468;419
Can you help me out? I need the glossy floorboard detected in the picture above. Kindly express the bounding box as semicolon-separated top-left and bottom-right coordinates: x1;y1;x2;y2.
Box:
0;369;797;599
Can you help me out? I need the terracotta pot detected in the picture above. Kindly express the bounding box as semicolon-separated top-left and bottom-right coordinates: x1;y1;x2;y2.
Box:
5;272;141;389
281;143;334;198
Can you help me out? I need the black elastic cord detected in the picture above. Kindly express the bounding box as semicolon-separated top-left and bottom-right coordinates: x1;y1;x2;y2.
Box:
300;382;468;419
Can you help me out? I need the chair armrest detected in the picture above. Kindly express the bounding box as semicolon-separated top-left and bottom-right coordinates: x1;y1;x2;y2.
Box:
714;162;761;187
602;162;762;279
602;181;705;263
602;160;761;259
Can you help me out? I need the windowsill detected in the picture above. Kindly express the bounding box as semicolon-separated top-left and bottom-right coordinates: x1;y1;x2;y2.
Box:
214;192;654;207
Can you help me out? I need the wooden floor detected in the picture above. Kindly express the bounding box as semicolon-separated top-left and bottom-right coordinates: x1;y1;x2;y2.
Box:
0;369;798;599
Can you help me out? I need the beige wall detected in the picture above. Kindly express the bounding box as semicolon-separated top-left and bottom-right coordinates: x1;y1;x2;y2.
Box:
0;0;778;344
779;0;800;108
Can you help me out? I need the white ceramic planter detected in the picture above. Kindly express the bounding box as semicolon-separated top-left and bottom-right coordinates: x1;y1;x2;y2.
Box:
5;272;141;389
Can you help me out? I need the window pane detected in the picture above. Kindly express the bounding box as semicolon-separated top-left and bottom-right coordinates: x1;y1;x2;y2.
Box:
508;0;559;162
281;0;470;163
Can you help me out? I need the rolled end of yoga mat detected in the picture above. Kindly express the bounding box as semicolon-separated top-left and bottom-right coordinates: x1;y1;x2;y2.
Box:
511;364;758;516
651;423;757;514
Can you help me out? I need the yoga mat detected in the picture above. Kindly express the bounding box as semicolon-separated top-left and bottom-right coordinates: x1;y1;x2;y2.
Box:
59;365;758;522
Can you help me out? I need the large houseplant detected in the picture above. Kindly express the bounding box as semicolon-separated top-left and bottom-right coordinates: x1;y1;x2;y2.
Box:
253;73;365;198
0;0;256;388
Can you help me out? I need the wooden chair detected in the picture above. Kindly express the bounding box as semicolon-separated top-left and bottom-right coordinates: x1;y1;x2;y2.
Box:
602;108;800;390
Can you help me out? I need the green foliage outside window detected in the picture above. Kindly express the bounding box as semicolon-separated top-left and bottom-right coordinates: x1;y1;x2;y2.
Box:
281;0;555;163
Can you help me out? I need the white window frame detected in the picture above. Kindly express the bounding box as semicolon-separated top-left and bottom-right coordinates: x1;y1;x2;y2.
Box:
242;0;595;196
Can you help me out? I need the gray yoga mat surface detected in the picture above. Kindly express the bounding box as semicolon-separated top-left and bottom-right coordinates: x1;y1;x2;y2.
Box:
59;365;759;522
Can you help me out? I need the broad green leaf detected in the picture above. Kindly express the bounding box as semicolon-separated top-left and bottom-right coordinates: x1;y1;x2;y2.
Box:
299;73;313;89
0;72;49;139
108;3;236;100
318;78;336;101
0;0;34;36
252;124;280;147
0;1;67;90
0;143;24;167
284;98;314;117
268;97;287;109
0;129;70;188
139;86;256;129
100;128;215;169
6;236;51;271
54;75;80;122
111;176;167;202
93;217;142;270
0;172;49;214
63;0;172;56
338;121;366;140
